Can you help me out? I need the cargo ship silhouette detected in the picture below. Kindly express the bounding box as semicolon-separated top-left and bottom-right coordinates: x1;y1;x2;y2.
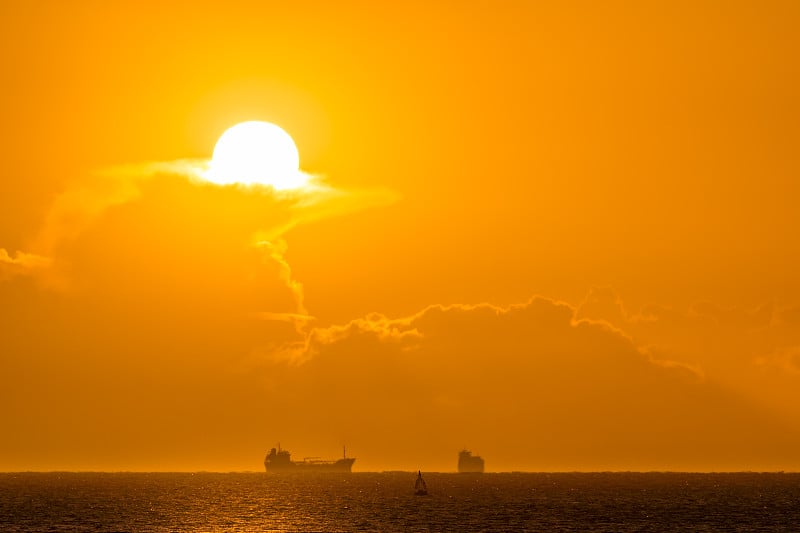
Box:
264;445;355;473
458;449;485;473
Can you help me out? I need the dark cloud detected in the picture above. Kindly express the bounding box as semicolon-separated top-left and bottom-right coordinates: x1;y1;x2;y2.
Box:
270;297;800;471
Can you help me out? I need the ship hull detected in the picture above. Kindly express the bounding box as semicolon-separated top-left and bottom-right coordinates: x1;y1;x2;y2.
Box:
265;457;355;473
458;461;484;473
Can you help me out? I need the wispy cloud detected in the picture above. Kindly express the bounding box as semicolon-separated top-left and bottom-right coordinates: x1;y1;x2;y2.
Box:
255;238;307;319
0;248;51;279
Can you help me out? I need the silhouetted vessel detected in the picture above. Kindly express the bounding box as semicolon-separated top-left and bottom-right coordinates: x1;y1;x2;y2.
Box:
264;445;355;473
458;450;485;473
414;470;428;495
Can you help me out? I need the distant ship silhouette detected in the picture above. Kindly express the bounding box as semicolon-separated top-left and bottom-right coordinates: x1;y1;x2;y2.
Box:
264;444;355;473
458;450;484;473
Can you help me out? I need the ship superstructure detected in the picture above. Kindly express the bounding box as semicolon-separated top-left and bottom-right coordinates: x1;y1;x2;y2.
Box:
458;449;485;473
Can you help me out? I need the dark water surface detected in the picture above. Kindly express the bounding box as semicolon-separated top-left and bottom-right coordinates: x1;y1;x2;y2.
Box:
2;472;799;531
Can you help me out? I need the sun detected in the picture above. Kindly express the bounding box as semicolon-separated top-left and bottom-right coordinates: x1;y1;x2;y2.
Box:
206;121;307;189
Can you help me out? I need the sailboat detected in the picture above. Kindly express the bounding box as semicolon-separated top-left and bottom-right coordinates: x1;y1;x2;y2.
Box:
414;470;428;496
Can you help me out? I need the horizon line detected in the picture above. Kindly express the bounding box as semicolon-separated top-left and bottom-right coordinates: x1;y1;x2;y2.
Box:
2;469;797;475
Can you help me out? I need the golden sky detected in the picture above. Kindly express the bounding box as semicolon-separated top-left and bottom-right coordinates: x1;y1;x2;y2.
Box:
2;0;799;472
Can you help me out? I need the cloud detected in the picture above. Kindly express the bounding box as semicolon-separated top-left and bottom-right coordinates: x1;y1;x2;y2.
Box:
574;286;800;427
756;345;800;374
2;156;397;302
575;286;629;325
32;165;153;257
0;152;407;470
4;155;798;471
3;256;799;471
262;296;799;471
255;238;307;319
0;248;51;280
575;287;785;367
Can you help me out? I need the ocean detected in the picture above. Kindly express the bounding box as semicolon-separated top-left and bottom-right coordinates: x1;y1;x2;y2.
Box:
1;472;799;531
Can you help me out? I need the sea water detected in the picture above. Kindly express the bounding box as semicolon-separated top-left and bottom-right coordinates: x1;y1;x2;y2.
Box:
2;472;799;531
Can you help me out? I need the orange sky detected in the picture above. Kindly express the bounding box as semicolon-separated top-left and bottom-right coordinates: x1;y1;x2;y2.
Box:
2;0;800;472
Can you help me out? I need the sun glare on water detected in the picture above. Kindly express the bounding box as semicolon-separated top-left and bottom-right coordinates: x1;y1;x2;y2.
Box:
206;121;307;190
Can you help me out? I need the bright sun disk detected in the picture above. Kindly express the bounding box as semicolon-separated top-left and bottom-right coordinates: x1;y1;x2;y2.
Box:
207;121;306;189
